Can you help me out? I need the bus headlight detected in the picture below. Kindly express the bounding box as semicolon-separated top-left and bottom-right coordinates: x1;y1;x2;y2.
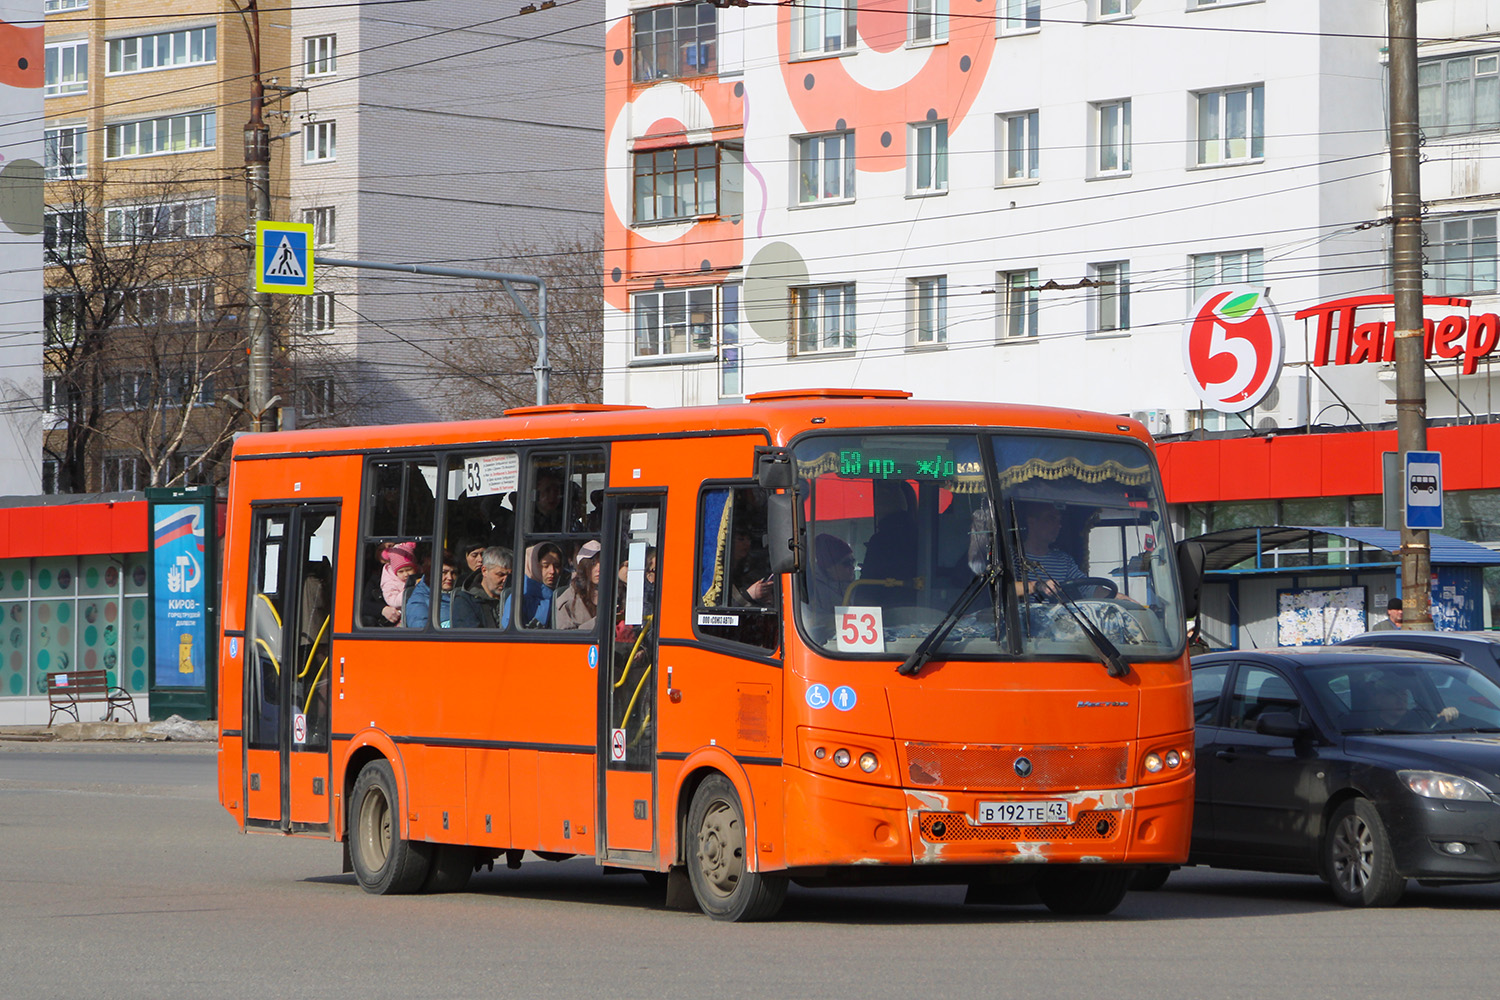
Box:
859;752;878;773
1144;753;1163;773
833;748;851;768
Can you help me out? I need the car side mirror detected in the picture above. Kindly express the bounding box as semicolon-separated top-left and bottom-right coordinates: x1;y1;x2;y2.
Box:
765;491;800;575
755;448;795;489
1256;711;1308;739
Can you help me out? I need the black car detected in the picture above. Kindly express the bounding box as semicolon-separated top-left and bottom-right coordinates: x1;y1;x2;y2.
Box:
1180;646;1500;906
1340;630;1500;685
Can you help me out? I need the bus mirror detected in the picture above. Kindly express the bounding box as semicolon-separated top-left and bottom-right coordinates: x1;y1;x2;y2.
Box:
756;449;795;490
765;491;801;575
1177;540;1206;620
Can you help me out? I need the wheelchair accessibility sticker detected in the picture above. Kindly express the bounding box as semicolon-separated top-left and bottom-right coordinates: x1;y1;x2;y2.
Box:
806;684;831;709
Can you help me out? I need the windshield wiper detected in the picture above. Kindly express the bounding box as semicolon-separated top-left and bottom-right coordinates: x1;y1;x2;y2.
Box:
1027;560;1132;680
896;566;995;677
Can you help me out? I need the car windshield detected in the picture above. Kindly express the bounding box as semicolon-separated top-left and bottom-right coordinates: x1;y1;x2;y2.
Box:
792;431;1183;662
1303;660;1500;734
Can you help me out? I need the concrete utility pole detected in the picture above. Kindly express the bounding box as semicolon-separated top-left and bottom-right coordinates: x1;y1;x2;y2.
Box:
1389;0;1433;630
239;1;275;432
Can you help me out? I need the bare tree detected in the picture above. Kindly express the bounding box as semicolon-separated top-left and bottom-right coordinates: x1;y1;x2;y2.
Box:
40;169;312;491
430;230;604;414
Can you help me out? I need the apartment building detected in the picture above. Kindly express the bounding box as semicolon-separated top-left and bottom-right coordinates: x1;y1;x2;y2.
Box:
40;0;291;492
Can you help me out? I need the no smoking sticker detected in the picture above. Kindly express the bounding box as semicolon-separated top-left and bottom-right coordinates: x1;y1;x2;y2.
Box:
610;728;626;762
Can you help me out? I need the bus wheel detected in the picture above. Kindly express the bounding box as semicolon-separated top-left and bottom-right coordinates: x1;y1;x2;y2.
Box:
422;845;476;894
686;774;787;921
1037;867;1133;916
349;759;432;895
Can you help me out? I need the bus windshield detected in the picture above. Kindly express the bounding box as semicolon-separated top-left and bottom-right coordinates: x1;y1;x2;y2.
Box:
793;432;1182;662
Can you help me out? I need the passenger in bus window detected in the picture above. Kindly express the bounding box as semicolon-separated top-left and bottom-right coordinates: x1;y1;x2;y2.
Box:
585;490;604;532
406;550;459;629
520;542;565;628
459;538;486;590
808;534;856;617
451;546;513;629
555;540;601;630
532;471;565;533
362;542;417;626
729;526;774;606
861;480;918;582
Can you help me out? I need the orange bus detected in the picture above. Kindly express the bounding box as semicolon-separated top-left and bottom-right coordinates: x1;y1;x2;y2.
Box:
217;389;1200;920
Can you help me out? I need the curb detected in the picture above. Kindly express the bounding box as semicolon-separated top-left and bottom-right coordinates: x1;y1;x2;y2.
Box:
0;718;219;742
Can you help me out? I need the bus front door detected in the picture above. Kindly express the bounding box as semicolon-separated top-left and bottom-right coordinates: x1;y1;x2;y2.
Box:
598;494;663;862
243;504;339;834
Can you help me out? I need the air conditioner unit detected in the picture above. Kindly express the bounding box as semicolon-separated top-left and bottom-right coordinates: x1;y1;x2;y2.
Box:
1129;409;1180;437
1250;376;1308;430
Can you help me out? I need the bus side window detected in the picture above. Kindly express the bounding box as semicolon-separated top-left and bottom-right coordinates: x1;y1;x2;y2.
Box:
358;458;437;628
519;450;604;630
695;485;779;652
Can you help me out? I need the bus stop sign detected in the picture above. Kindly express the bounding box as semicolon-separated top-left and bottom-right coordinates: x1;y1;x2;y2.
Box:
1405;450;1443;529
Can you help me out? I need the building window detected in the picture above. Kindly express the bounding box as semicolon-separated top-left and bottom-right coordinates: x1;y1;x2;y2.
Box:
909;120;948;194
43;375;73;414
910;0;948;45
44;293;79;346
1091;261;1130;334
100;454;142;492
105;199;215;242
41;459;61;495
1001;0;1040;33
44;40;88;97
302;206;336;247
796;132;855;204
44;209;86;263
1419;52;1500;138
796;0;856;55
105;111;215;159
999;269;1038;339
106;26;215;74
632;143;741;225
44;125;86;179
102;372;150;411
1197;84;1263;165
161;371;214;408
998;110;1039;183
633;2;717;82
304;291;335;332
632;286;718;358
305;34;337;76
1191;249;1264;300
301;377;336;418
1423;215;1497;297
1094;99;1131;175
126;284;213;327
304;121;336;163
793;283;856;354
44;0;88;11
910;276;947;345
1095;0;1129;19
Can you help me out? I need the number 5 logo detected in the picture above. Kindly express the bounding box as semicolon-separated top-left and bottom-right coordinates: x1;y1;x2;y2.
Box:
1183;285;1284;414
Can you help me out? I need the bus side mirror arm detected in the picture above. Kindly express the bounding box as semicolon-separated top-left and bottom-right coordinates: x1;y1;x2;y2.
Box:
1177;540;1206;621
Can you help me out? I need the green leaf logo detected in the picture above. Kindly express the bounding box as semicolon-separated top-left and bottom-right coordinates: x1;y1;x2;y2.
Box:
1220;292;1260;319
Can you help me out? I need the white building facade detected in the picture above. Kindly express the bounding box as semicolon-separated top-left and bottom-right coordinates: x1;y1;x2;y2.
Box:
284;0;605;426
602;0;1500;435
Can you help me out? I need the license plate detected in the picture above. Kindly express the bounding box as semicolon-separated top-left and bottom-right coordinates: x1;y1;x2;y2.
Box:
975;800;1069;825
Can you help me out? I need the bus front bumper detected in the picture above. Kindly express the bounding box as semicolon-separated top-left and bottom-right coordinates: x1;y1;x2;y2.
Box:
781;766;1193;868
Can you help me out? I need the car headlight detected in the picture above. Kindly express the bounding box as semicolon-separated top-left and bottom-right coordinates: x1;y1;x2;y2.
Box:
1399;770;1494;802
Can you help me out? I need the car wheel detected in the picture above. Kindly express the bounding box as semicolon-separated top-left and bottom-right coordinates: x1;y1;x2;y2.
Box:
686;774;787;921
349;759;432;895
1324;799;1404;907
1037;867;1133;915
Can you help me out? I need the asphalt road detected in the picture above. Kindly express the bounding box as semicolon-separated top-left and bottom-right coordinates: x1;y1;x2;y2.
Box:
2;743;1497;999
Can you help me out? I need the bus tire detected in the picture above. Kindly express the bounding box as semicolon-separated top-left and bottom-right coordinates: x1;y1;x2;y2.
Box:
1037;867;1133;916
686;774;787;921
349;759;431;895
422;845;476;894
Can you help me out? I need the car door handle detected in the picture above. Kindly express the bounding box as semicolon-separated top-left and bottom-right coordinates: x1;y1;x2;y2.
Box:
1215;749;1239;762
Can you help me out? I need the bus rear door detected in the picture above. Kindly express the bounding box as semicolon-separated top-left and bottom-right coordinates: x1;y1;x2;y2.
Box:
243;504;339;834
598;493;664;864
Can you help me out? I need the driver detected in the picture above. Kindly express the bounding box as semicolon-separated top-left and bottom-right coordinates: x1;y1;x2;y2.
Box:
1016;501;1095;598
1372;682;1458;729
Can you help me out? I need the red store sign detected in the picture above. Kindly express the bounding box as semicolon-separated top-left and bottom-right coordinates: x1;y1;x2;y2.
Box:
1296;295;1500;375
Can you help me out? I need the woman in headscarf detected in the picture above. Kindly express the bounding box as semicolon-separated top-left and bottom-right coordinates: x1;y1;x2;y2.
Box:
518;541;565;628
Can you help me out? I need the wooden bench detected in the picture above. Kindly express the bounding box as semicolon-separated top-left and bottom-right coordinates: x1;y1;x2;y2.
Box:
46;669;138;727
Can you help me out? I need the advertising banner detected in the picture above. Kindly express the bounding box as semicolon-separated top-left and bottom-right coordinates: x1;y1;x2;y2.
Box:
153;503;207;687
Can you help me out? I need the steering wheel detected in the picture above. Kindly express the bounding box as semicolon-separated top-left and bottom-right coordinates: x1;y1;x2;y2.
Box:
1062;577;1119;600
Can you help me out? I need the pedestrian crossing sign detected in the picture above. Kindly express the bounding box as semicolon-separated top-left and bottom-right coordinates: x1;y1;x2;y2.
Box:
255;221;315;294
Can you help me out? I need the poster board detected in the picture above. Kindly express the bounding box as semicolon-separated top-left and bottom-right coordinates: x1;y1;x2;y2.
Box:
1277;586;1367;646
